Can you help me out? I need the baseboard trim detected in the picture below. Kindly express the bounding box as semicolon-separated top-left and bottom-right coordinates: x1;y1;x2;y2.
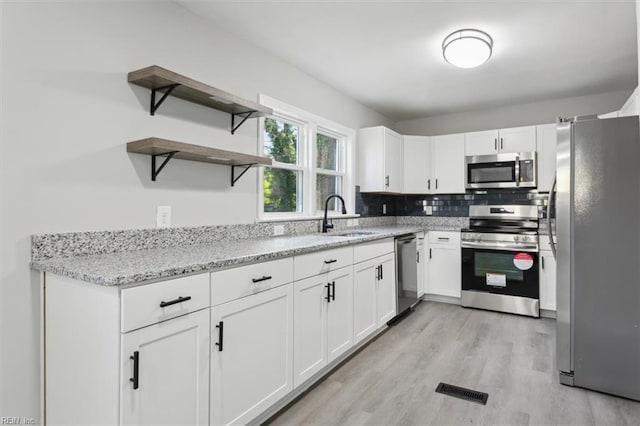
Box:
421;294;461;305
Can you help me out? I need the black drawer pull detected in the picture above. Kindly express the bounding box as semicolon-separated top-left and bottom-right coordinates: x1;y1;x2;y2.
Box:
324;259;338;264
252;275;272;283
331;281;336;301
215;321;224;352
130;351;139;390
159;296;191;308
380;264;383;280
325;283;331;303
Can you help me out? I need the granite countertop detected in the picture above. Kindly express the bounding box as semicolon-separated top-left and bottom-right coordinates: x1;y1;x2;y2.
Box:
31;225;459;286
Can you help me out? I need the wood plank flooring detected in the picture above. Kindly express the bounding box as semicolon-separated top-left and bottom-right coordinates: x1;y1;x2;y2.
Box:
269;301;640;426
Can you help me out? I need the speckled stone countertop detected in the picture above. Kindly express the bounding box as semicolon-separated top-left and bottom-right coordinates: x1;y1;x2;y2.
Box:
31;225;450;286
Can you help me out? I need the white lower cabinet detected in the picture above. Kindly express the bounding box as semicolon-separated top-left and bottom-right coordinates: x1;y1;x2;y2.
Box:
293;266;353;387
353;251;396;345
417;233;425;297
121;308;210;426
539;236;557;312
210;284;294;426
426;232;461;298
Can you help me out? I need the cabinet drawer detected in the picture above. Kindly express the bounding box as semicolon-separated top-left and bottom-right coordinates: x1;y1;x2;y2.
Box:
210;257;293;306
121;273;210;333
428;231;460;247
353;238;394;264
293;246;353;281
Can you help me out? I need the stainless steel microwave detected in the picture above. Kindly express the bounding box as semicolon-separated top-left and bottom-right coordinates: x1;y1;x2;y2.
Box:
465;152;537;189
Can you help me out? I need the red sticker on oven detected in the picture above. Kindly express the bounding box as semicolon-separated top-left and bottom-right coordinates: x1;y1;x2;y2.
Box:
513;252;534;270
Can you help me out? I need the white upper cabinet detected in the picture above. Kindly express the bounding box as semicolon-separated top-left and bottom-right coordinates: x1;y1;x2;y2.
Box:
402;135;433;194
432;133;465;194
465;125;536;156
357;126;403;192
536;123;557;192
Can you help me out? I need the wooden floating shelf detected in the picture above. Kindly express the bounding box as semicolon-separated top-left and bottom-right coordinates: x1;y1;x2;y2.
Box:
127;137;272;186
127;65;273;134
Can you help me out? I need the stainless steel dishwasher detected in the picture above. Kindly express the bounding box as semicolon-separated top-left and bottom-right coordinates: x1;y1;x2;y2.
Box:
394;234;419;317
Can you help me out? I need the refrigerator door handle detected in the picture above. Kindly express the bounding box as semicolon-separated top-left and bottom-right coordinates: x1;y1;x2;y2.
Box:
547;175;557;258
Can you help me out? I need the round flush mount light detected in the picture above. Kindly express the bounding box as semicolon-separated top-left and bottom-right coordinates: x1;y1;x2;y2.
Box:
442;29;493;69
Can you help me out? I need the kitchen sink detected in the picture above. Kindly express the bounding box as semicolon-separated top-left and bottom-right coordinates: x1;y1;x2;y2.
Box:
322;230;378;238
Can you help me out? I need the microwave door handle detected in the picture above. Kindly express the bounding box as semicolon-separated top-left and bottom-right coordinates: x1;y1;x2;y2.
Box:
514;156;520;187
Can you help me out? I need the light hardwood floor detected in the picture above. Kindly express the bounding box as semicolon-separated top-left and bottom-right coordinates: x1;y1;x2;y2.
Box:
269;301;640;426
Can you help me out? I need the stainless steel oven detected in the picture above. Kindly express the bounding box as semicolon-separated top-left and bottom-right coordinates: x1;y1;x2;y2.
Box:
461;205;540;317
465;152;537;189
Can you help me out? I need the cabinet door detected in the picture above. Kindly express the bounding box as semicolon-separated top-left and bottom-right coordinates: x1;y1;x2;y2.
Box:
293;275;328;388
326;267;354;363
464;129;499;156
121;309;210;426
536;123;557;192
499;126;536;153
353;258;378;344
376;253;397;325
403;136;432;194
433;133;465;194
384;128;403;192
210;284;293;426
539;251;557;311
417;239;425;298
427;245;461;298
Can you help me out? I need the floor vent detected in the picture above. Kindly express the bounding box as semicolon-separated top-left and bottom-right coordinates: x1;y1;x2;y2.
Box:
435;382;489;405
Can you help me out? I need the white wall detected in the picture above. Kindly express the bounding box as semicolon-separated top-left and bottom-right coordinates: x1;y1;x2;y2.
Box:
395;90;632;135
0;2;392;420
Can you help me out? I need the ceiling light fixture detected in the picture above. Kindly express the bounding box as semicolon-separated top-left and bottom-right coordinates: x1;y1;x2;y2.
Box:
442;29;493;69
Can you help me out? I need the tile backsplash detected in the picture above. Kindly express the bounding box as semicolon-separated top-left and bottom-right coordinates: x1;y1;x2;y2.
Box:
357;187;550;218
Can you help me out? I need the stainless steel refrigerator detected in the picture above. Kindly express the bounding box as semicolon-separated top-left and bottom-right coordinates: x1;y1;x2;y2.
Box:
550;115;640;401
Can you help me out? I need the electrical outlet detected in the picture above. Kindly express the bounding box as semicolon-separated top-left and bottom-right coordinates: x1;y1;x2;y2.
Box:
156;205;171;228
383;204;387;215
273;224;285;236
424;206;433;215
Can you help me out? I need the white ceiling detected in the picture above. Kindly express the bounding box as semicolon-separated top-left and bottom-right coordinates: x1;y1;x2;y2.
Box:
179;0;638;121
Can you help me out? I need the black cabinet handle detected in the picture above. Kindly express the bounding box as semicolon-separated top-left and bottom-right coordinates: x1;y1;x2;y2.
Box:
494;138;497;151
252;275;272;283
325;283;331;303
331;281;336;301
324;259;337;264
541;256;545;270
379;264;383;280
429;248;432;259
130;351;139;390
417;251;420;263
159;295;191;308
375;265;380;280
500;137;504;150
385;175;390;187
435;179;438;190
215;321;224;352
428;179;431;190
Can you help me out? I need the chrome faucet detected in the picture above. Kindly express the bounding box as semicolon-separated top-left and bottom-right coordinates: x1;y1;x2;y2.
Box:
322;194;347;233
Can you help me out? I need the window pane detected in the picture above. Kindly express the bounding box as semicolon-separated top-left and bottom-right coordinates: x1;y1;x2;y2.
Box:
317;133;339;171
264;167;302;213
263;117;299;164
316;174;343;212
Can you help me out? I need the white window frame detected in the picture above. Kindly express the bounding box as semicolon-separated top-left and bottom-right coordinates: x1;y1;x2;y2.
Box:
258;95;356;222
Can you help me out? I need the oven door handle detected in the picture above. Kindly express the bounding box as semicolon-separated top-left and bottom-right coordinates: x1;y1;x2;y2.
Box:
461;241;539;252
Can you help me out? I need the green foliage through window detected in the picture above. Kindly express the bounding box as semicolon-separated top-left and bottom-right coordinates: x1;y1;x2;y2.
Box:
263;118;300;212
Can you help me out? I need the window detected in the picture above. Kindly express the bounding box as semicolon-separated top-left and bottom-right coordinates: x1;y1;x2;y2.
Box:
258;96;355;220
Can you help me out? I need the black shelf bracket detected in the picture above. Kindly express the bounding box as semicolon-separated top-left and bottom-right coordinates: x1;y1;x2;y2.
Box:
150;84;180;116
231;163;257;187
151;151;179;181
231;111;256;135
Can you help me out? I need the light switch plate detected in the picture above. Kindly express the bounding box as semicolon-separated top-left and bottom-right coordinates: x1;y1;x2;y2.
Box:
273;224;285;236
156;206;171;228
